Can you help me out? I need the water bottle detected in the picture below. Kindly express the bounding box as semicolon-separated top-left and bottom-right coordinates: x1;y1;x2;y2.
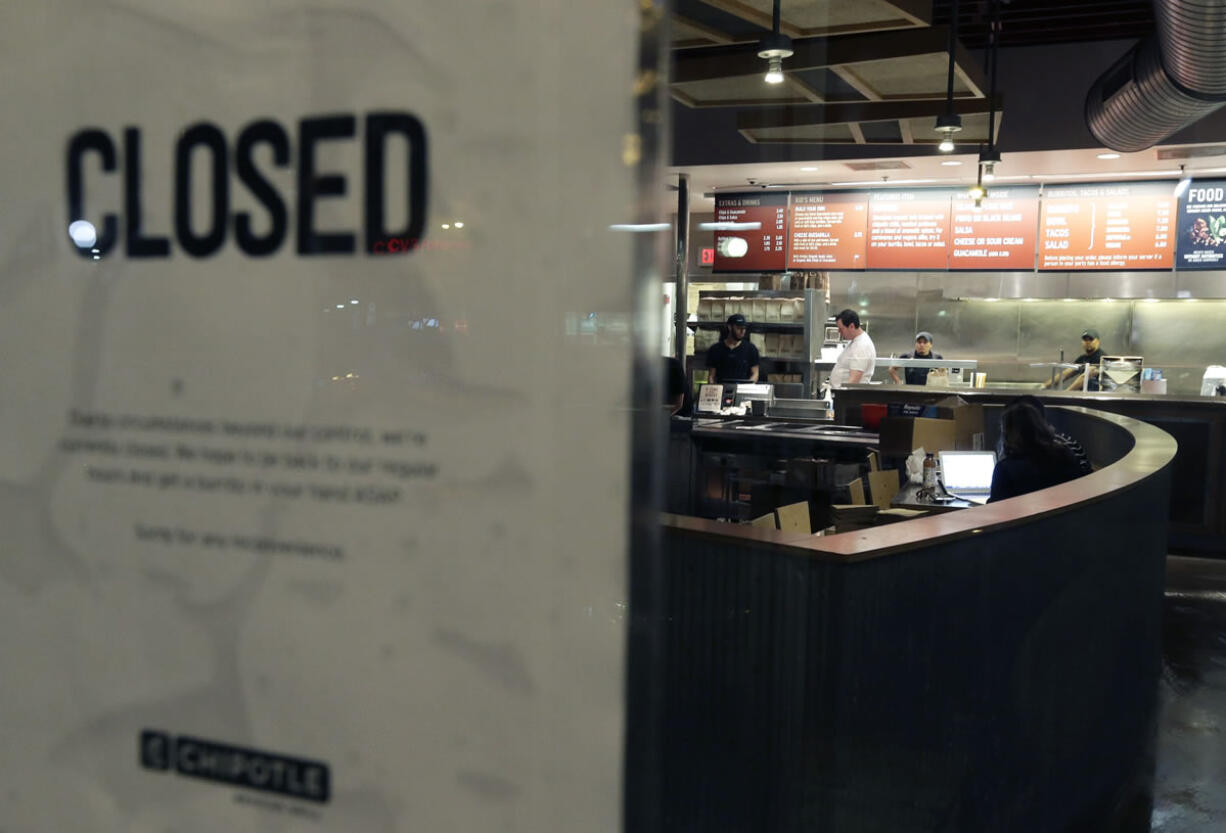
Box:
923;453;937;491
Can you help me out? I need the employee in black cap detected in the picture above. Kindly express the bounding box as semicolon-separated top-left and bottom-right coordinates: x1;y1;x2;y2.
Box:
706;313;760;383
1042;328;1104;391
889;331;943;385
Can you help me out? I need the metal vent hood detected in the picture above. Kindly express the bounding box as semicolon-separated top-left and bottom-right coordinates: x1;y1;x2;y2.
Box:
1087;0;1226;152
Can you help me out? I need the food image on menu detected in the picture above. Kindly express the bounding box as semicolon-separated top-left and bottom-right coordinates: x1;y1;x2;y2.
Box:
1187;216;1226;247
1176;179;1226;269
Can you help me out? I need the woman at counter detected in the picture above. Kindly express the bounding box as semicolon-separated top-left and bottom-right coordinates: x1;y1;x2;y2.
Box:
988;400;1085;502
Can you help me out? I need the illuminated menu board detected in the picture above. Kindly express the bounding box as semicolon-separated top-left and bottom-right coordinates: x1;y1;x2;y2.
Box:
948;187;1040;270
713;192;787;272
1038;182;1175;270
787;192;868;269
1175;179;1226;270
866;190;953;269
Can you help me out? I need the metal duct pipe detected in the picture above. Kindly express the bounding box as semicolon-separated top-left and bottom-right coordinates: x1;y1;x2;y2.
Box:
1154;0;1226;95
1086;0;1226;152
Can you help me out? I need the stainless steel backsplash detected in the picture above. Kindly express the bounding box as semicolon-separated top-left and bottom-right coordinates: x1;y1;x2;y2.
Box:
831;272;1226;394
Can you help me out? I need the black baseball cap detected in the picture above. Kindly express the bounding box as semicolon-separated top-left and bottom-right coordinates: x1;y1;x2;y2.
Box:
1081;328;1100;340
727;313;747;326
915;331;933;342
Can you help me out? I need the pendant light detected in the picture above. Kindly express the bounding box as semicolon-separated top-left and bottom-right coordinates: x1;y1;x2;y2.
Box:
758;0;793;85
935;0;962;151
978;0;1002;184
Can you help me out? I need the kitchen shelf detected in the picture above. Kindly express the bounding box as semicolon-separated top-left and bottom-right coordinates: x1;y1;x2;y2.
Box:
690;288;826;397
686;354;808;363
695;321;804;330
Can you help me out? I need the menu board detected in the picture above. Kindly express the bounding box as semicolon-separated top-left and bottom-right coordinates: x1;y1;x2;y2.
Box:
949;187;1040;270
787;192;868;269
866;190;953;269
1038;182;1175;270
1175;179;1226;270
713;192;788;272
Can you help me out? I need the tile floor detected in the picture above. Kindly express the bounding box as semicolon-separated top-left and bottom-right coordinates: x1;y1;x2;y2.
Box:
1151;556;1226;831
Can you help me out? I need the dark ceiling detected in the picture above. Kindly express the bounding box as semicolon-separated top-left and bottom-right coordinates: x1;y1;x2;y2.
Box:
667;1;1188;165
929;0;1155;49
673;0;1157;49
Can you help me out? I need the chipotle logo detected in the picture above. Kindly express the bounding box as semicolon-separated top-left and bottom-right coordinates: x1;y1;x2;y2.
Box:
140;730;331;803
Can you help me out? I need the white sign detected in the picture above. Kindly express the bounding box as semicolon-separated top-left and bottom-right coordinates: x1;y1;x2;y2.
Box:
697;384;727;413
0;2;654;830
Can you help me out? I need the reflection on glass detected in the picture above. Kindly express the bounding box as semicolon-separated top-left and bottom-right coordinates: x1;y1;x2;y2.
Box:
68;220;97;248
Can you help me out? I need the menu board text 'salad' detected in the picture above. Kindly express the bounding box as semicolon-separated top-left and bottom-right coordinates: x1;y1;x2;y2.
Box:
1039;183;1174;270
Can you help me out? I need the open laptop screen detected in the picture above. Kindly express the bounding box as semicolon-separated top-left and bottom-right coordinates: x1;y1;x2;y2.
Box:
938;451;997;493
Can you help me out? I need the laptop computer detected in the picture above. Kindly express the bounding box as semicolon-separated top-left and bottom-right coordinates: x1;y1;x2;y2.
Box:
938;450;997;504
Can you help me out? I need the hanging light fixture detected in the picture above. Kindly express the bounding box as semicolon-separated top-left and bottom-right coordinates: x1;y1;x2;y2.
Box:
968;169;987;203
934;0;962;152
977;1;1003;184
968;162;988;208
758;0;793;85
979;148;1000;181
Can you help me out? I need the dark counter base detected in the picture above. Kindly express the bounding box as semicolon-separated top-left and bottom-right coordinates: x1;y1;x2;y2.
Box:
660;485;1165;832
649;407;1174;832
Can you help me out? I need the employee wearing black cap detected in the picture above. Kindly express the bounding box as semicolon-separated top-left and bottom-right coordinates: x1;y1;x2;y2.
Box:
1042;328;1104;391
889;331;943;385
706;313;760;383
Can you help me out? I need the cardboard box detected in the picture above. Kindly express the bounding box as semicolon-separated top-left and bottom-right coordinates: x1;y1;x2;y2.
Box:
867;468;900;510
876;508;928;524
847;478;865;505
878;416;958;456
884;396;985;451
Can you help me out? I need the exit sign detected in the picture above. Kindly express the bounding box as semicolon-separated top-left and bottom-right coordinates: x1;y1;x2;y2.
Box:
700;247;715;265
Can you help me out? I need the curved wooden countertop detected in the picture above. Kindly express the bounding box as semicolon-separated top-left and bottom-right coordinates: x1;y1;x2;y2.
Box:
837;384;1226;410
662;406;1177;564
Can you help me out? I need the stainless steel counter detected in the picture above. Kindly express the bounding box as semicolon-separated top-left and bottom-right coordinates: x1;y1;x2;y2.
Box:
691;416;879;446
667;415;879;522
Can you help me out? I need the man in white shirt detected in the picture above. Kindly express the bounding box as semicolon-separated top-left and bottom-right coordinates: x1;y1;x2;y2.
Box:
829;308;876;387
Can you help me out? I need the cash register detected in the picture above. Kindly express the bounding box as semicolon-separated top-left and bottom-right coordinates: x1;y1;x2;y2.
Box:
696;382;774;415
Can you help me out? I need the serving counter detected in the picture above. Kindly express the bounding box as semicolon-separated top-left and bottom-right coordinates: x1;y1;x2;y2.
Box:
666;415;877;522
833;385;1226;556
650;407;1176;833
